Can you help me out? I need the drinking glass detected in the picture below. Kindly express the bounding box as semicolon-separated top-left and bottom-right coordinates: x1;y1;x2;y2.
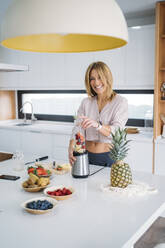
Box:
12;151;25;171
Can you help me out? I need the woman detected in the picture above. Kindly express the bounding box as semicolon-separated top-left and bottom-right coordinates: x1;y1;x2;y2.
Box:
68;61;128;167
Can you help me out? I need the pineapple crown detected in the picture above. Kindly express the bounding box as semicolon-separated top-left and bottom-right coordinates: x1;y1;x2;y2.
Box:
109;128;131;162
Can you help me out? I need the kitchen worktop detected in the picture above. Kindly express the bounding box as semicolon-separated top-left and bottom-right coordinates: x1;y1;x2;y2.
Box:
0;119;153;141
0;119;74;135
0;159;165;248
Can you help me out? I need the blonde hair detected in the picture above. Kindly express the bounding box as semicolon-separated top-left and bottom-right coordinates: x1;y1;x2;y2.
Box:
85;61;116;101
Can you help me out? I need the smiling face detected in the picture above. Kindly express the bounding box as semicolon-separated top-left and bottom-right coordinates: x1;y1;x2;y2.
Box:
89;69;107;97
85;61;114;100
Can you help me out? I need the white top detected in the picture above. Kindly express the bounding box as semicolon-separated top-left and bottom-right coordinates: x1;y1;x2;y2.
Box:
71;94;128;142
0;159;165;248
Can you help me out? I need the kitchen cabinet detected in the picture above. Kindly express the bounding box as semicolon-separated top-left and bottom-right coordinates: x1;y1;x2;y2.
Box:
0;123;154;171
154;138;165;175
0;127;70;162
63;53;94;90
93;47;126;89
51;134;70;162
20;130;52;158
0;129;21;153
125;137;153;173
93;25;155;90
125;25;155;89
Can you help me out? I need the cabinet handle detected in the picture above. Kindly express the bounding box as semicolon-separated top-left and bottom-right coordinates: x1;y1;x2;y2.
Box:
29;130;41;134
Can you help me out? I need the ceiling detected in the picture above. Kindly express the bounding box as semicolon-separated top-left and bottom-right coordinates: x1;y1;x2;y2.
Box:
0;0;164;22
116;0;162;17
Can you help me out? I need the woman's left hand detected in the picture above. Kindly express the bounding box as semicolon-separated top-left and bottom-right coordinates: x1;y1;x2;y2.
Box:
80;116;98;129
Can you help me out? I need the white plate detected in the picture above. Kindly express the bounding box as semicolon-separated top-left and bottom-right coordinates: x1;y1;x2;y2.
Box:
21;196;58;214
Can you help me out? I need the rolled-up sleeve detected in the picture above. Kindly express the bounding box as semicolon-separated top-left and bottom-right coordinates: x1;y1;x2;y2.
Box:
110;98;128;134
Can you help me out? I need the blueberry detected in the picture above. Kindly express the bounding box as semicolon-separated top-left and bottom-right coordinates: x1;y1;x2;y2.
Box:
48;203;53;209
26;200;53;210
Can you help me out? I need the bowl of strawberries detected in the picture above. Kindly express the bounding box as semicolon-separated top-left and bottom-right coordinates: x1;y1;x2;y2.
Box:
44;185;74;201
27;165;52;178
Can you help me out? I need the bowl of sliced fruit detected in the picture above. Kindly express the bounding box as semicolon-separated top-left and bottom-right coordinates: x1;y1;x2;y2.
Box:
27;165;52;178
53;163;71;175
44;185;74;201
22;173;50;192
21;196;58;214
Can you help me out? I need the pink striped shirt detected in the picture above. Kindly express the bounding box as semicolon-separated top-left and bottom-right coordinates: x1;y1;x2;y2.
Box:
71;94;128;143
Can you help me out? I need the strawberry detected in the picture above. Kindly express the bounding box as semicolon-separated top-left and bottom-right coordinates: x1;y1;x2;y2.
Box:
36;168;47;176
37;165;44;169
55;191;60;196
62;188;67;194
28;167;35;174
66;189;72;195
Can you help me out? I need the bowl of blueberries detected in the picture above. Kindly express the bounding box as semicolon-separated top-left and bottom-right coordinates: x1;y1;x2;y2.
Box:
21;197;58;214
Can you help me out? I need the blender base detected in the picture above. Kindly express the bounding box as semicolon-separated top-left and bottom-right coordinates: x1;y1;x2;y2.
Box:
72;174;88;178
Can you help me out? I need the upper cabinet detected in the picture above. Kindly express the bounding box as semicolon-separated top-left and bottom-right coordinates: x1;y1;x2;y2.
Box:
0;24;155;90
125;25;155;89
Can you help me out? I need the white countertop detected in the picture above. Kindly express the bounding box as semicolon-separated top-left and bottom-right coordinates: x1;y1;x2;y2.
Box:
0;119;153;142
0;119;74;135
0;159;165;248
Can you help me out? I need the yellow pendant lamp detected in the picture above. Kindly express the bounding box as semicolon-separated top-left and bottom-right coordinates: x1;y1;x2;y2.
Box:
0;0;128;53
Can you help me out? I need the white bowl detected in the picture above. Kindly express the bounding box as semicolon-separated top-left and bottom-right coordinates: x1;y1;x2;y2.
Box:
44;185;74;201
21;196;58;214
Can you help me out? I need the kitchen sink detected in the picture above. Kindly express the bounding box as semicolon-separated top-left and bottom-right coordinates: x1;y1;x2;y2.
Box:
15;123;32;126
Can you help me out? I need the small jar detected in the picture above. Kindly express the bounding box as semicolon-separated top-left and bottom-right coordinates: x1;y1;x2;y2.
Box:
161;82;165;100
144;110;153;132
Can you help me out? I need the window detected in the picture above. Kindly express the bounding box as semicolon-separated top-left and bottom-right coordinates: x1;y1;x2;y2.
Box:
18;90;87;122
115;90;154;127
17;90;154;126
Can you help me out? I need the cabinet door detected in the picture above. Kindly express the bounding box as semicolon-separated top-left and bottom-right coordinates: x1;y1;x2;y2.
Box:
20;131;52;158
93;48;126;89
125;25;155;89
0;129;21;153
63;53;94;89
125;140;153;173
154;142;165;175
52;134;70;163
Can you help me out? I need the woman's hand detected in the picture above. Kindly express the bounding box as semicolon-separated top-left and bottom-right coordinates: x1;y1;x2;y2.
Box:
68;141;76;165
80;116;98;129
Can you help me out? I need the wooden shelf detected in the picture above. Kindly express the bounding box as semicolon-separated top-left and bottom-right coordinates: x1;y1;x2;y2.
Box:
154;2;165;139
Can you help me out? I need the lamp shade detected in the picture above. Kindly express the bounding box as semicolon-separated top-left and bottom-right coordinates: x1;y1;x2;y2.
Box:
0;0;128;53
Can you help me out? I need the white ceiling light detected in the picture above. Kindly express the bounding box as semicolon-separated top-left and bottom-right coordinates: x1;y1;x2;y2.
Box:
0;0;128;53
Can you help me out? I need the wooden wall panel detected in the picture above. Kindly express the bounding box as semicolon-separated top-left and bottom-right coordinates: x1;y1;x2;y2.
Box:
154;2;165;138
0;91;16;120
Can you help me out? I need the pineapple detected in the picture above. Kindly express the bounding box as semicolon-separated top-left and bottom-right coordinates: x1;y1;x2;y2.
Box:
110;128;132;188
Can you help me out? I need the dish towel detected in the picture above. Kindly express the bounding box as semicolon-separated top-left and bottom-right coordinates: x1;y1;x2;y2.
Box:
100;181;158;197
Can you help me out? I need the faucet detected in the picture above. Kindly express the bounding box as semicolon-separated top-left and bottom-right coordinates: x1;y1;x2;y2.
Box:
20;101;37;124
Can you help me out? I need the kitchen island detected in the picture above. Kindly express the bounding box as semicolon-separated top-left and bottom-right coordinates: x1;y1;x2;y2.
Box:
0;159;165;248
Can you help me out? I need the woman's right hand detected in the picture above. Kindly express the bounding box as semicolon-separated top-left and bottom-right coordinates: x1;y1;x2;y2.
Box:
68;141;76;165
